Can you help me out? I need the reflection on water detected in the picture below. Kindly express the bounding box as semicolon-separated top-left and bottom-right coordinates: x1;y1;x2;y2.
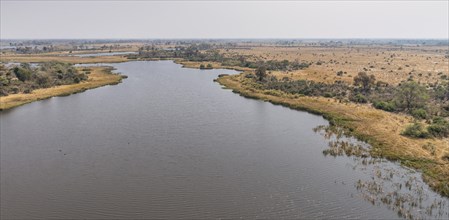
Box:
1;61;447;219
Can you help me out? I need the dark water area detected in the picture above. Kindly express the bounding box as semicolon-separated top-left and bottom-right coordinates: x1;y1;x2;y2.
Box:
1;61;447;219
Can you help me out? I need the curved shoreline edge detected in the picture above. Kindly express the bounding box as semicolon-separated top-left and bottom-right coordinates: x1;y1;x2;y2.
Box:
216;74;449;197
0;66;126;111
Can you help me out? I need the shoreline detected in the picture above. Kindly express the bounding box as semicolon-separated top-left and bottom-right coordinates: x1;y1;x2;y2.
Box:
216;73;449;197
0;66;125;111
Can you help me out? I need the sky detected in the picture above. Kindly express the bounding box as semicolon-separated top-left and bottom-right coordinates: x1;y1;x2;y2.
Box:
1;0;448;39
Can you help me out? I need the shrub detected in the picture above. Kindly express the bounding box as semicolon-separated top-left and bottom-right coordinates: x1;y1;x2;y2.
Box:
350;93;368;103
245;74;255;79
395;81;429;111
0;76;9;86
11;86;19;94
199;64;205;69
353;72;376;93
402;122;429;138
427;117;449;138
13;67;32;82
373;101;397;112
411;108;428;119
255;66;267;81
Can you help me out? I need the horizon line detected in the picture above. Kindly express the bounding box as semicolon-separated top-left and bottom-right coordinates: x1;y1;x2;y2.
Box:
2;37;449;40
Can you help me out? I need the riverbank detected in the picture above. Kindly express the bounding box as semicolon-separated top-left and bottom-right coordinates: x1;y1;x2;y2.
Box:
0;66;125;110
217;73;449;197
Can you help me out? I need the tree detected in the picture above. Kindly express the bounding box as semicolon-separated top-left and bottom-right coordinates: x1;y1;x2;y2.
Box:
255;66;267;81
435;81;449;101
13;66;31;82
353;72;376;93
395;81;429;111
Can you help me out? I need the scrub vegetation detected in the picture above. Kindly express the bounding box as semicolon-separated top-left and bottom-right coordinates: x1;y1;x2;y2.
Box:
0;66;125;110
0;62;88;96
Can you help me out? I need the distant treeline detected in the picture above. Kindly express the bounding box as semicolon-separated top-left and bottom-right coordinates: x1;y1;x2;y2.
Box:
128;45;310;71
0;62;89;96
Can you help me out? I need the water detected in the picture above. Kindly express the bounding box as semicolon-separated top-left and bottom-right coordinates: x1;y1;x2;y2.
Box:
1;61;447;219
71;51;137;57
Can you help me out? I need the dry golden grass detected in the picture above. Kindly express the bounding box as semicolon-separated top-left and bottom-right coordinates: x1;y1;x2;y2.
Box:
218;74;449;196
220;45;449;85
0;67;124;110
175;60;252;72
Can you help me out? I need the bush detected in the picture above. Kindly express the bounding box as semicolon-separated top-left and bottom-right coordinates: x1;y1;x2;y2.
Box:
10;86;20;94
245;73;255;79
402;122;429;138
427;117;449;138
0;76;9;86
350;93;368;103
13;67;32;82
373;101;397;112
411;108;428;119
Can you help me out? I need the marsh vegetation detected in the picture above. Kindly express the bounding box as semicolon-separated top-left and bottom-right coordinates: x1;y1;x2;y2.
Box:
0;62;89;96
314;124;449;220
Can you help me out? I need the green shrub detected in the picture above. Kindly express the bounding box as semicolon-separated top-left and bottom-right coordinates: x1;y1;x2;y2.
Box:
13;67;32;82
323;92;334;98
0;76;9;86
402;122;429;138
427;117;449;138
350;93;368;103
411;108;428;119
373;101;397;112
11;86;19;94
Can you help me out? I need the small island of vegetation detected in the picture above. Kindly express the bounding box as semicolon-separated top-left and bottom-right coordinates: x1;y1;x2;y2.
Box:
0;62;125;110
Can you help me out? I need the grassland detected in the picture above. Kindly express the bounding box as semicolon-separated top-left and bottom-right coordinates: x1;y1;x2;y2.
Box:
220;45;448;85
217;73;449;196
174;60;252;72
0;54;128;64
0;66;125;110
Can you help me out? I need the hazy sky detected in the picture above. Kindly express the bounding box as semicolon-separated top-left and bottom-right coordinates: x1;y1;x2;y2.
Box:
1;0;448;39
